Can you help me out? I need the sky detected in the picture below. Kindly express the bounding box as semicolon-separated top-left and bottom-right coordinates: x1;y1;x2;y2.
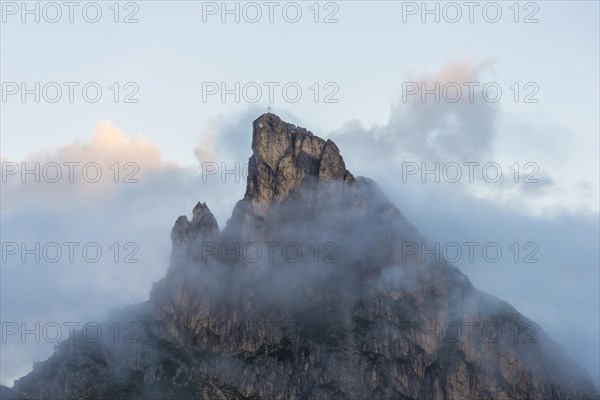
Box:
1;0;599;389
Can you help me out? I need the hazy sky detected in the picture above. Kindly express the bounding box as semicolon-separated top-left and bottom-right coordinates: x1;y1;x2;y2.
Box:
1;0;599;389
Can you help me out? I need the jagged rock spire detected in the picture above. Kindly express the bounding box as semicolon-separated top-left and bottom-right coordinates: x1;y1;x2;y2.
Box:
246;113;353;205
171;202;219;263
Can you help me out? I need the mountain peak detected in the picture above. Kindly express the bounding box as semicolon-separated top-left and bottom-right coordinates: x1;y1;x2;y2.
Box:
247;114;353;205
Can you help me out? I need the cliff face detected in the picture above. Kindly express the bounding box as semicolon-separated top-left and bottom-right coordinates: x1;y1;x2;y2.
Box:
12;114;599;399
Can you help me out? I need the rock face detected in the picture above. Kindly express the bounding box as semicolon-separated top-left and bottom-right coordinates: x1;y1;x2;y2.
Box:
11;114;599;399
171;202;220;262
246;115;352;204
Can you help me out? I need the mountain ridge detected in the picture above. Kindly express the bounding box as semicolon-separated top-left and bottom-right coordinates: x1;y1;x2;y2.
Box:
9;113;598;399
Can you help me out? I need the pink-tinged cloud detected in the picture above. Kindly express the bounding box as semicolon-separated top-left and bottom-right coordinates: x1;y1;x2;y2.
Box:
1;121;181;209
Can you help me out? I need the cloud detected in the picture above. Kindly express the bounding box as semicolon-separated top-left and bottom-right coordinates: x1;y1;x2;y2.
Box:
332;60;498;165
1;121;179;209
56;120;168;169
394;60;498;161
330;61;597;217
193;129;216;164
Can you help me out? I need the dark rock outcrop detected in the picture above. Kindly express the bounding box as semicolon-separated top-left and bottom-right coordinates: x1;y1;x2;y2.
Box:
10;114;599;399
171;202;220;263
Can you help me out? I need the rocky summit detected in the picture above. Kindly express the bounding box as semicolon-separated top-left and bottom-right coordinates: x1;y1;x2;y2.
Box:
7;114;599;399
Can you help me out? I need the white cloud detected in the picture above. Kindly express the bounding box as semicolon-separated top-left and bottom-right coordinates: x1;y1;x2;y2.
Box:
330;61;598;217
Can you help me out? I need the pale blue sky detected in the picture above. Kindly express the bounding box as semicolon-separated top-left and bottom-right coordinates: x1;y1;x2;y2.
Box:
2;1;599;168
